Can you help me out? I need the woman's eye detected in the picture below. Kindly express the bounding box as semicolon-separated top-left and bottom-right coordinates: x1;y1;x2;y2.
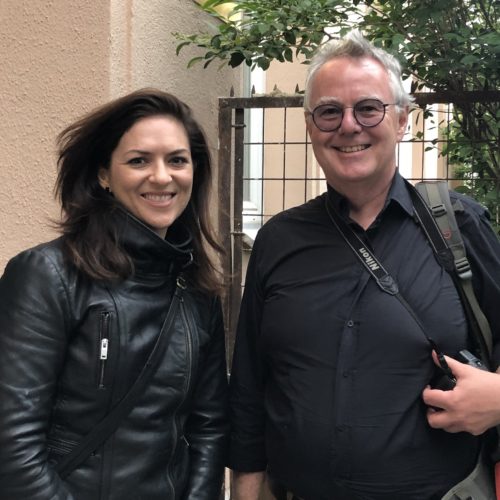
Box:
127;157;147;166
170;156;189;166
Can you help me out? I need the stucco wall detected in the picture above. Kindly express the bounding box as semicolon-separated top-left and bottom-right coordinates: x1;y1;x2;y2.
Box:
0;0;110;270
0;0;241;271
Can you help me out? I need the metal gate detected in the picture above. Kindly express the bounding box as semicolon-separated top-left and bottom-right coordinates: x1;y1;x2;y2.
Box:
217;90;500;365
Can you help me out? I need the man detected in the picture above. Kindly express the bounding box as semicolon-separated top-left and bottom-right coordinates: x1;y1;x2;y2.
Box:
227;30;500;500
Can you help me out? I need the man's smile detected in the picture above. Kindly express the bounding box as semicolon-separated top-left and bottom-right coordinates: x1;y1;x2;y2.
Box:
333;144;370;153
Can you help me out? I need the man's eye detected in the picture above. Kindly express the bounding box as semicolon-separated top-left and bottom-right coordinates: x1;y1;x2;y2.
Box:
357;105;377;113
319;106;342;118
356;100;384;114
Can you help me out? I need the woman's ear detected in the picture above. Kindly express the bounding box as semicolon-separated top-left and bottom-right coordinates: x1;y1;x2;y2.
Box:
98;167;110;190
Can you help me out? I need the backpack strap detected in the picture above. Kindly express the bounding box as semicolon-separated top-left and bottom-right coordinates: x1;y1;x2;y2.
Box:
409;180;493;367
416;181;471;278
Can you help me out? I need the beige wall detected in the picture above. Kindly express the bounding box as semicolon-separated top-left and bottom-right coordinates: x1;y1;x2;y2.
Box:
261;59;325;220
0;0;241;271
266;58;308;95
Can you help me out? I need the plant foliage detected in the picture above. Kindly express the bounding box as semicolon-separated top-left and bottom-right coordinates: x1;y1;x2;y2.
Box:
175;0;499;233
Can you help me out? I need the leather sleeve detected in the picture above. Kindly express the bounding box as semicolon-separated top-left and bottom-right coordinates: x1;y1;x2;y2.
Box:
182;296;229;500
0;248;75;500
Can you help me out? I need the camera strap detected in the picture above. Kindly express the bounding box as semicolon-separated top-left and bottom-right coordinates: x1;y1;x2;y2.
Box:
325;196;433;342
324;195;453;377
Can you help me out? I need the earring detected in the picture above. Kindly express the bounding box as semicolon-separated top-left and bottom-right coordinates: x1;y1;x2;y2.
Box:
105;186;110;193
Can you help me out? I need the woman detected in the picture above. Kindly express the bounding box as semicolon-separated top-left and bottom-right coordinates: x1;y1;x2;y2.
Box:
0;89;228;499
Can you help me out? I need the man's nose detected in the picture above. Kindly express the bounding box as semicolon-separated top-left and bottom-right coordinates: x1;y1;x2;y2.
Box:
338;107;362;133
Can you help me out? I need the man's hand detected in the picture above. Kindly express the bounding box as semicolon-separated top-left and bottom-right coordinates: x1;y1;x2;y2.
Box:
231;471;265;500
422;352;500;435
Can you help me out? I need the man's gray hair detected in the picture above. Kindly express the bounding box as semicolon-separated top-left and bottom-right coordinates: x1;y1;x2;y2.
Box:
304;30;414;112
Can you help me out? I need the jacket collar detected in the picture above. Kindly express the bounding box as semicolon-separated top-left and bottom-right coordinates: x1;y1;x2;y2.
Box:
113;206;194;276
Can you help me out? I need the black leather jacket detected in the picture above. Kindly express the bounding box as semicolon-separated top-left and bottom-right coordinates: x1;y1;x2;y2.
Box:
0;208;228;500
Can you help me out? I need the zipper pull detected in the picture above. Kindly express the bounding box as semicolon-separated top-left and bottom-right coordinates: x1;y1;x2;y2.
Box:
100;338;108;360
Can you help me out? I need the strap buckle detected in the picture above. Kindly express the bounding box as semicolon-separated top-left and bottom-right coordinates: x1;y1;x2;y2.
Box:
431;203;447;217
455;256;472;280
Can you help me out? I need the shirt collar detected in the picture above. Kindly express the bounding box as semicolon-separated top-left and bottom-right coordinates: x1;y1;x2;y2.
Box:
385;170;416;217
326;170;415;219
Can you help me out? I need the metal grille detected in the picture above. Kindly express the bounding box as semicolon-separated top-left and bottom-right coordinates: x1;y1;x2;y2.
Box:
217;92;499;362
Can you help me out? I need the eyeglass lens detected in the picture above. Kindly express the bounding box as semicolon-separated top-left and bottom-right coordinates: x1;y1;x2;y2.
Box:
312;99;387;131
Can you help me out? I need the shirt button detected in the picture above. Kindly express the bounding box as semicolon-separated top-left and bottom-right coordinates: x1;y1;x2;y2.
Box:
346;320;354;327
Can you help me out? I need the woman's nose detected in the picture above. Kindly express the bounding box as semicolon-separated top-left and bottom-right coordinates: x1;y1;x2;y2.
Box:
150;162;172;184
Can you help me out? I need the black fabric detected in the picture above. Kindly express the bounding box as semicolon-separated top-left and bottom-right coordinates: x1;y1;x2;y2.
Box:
228;172;500;500
56;276;183;479
0;208;228;500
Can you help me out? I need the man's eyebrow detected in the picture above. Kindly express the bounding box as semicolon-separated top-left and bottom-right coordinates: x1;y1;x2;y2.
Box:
315;96;341;106
314;96;379;107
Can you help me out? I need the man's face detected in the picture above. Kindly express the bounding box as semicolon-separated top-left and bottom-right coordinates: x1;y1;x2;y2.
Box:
306;56;408;192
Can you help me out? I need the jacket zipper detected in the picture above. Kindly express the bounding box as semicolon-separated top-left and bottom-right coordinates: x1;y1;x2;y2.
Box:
166;297;193;499
180;301;194;395
98;312;110;389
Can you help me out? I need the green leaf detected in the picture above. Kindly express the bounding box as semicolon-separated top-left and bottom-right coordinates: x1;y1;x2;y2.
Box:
211;35;222;49
176;41;191;56
229;51;246;68
391;33;405;47
284;30;296;45
187;56;204;68
256;56;270;70
460;54;480;66
257;23;270;35
284;47;293;62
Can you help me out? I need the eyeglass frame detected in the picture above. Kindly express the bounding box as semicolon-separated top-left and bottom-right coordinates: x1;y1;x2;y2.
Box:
308;99;399;132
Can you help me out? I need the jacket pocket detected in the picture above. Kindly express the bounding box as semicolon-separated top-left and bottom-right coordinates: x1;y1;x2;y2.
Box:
47;436;79;465
97;311;111;389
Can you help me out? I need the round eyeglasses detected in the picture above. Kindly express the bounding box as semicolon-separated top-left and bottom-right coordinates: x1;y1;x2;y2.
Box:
310;99;397;132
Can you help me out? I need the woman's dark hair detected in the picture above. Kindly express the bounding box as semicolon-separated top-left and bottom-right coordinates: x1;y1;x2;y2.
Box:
55;88;223;293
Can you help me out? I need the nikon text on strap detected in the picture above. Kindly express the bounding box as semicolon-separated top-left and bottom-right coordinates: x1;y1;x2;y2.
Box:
324;197;442;351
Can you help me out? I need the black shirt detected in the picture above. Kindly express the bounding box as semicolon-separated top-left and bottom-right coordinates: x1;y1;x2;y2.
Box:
228;172;500;500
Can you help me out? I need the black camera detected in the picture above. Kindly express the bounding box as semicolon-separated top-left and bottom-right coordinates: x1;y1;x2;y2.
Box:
457;349;487;370
430;349;487;391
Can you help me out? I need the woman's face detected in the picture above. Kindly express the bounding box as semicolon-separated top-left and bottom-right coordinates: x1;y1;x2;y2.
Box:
99;115;194;238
